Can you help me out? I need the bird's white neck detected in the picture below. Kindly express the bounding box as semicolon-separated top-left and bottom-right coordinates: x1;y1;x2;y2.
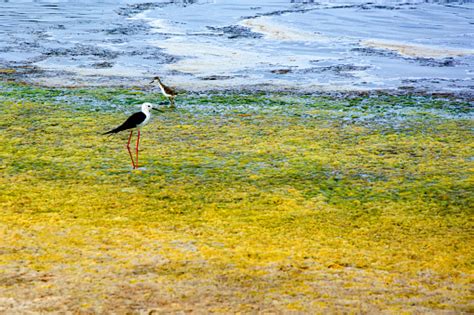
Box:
157;83;166;93
138;104;152;128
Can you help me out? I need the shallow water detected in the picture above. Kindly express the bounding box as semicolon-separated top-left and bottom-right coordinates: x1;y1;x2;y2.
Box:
0;0;473;94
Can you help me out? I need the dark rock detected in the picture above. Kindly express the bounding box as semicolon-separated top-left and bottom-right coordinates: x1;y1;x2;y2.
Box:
92;61;114;68
106;23;150;35
117;1;200;17
353;47;462;67
45;44;119;59
271;69;292;74
207;25;263;39
351;47;399;58
199;75;234;80
116;2;168;17
416;57;459;67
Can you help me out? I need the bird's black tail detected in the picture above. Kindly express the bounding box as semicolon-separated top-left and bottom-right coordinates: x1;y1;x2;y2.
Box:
103;129;116;135
103;125;126;135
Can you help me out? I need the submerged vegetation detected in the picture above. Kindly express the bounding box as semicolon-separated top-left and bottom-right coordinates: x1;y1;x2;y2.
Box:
0;82;472;313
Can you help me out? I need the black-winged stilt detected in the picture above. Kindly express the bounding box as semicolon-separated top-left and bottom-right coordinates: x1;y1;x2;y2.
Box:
150;76;177;108
104;102;160;169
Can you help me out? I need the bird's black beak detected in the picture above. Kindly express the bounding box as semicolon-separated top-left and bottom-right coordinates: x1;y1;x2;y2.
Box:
152;108;163;112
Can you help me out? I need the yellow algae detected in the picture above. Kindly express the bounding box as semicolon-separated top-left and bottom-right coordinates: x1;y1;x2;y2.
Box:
0;69;16;74
0;83;472;313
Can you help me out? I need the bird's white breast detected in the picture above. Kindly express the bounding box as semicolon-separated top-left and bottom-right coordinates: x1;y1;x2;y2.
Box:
159;85;172;98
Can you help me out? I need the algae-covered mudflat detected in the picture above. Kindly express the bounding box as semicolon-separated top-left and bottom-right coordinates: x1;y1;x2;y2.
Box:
0;82;472;313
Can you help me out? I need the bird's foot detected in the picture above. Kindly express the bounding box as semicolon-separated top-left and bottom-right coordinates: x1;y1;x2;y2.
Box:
132;166;147;171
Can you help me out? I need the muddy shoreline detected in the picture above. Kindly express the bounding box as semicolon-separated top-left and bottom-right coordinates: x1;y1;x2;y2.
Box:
1;69;473;102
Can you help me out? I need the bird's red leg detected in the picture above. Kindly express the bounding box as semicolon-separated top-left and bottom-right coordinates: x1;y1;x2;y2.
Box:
135;129;141;169
127;130;136;169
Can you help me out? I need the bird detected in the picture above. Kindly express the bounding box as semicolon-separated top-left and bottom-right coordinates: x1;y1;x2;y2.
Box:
104;102;161;169
150;76;177;108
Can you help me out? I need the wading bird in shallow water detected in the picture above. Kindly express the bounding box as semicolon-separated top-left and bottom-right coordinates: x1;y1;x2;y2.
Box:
104;102;161;169
150;76;177;108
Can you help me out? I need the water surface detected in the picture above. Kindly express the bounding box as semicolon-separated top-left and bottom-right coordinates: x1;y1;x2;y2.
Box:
0;0;473;94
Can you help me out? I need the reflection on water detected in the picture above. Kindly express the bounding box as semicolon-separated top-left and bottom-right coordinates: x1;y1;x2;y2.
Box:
0;0;473;93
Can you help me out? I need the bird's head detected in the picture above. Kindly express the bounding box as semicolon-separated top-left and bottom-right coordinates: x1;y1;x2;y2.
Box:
142;102;163;112
150;76;162;84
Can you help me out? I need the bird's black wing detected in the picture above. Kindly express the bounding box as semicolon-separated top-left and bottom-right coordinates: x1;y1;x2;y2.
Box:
164;85;177;96
103;112;146;134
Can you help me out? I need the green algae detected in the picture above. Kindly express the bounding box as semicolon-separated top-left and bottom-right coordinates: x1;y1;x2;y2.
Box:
0;82;473;313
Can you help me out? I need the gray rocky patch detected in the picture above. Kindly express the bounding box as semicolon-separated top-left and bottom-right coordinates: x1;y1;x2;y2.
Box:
117;1;201;17
206;25;263;39
242;2;408;20
116;2;169;17
416;57;460;67
351;47;399;58
352;47;463;67
45;44;119;59
141;49;179;64
105;23;151;36
199;75;234;80
291;0;316;3
297;65;371;76
271;69;292;74
320;65;371;72
92;61;114;69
